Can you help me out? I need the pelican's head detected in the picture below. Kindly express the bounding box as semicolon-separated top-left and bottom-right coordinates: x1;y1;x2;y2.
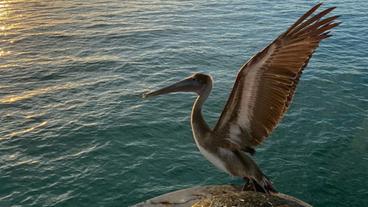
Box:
143;73;212;98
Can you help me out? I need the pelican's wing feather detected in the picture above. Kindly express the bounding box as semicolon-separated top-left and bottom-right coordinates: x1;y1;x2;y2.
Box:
214;3;339;149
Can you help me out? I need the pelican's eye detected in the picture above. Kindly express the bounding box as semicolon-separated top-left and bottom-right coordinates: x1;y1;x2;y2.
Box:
192;77;203;84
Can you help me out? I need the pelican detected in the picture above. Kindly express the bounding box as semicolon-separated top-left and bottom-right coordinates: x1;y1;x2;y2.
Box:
144;3;339;193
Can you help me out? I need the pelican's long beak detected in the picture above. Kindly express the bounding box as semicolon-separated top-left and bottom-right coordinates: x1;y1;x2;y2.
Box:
143;77;195;98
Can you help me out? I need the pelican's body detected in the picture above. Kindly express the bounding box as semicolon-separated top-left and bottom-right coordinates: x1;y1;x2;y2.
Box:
188;73;273;191
144;3;339;193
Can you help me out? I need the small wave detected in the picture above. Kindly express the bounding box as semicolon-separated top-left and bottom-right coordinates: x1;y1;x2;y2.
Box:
0;121;48;141
0;76;121;104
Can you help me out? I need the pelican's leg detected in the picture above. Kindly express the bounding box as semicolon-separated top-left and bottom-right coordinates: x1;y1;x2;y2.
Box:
252;177;278;194
251;178;267;193
261;176;278;194
242;177;267;192
241;177;252;191
243;176;277;193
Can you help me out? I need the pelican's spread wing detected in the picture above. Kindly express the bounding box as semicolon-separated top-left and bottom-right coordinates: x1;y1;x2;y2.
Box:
214;4;339;149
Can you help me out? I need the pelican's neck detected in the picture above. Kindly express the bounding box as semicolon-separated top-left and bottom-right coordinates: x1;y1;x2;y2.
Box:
191;84;212;141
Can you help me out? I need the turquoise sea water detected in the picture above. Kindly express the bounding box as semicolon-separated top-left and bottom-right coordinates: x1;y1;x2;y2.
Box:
0;0;367;206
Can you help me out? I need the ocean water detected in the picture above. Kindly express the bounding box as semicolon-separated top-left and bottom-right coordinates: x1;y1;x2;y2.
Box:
0;0;367;206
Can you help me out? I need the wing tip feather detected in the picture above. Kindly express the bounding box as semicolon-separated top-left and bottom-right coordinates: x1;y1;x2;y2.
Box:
287;4;338;37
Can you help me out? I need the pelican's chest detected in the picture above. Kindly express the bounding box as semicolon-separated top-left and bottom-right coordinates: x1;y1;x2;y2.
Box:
192;135;230;175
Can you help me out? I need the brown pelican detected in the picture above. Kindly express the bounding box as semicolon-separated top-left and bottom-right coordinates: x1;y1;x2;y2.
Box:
144;3;339;193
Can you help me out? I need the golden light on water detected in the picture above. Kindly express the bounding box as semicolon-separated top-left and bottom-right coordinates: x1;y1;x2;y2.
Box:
0;76;120;104
0;121;48;142
0;49;10;56
0;1;12;57
8;121;47;138
0;82;79;104
0;1;10;22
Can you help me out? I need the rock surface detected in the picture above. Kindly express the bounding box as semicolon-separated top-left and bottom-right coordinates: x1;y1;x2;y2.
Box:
132;185;312;207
